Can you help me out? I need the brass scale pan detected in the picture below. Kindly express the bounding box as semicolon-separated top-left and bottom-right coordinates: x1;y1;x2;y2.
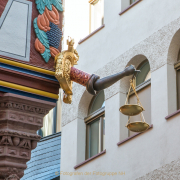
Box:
119;78;149;133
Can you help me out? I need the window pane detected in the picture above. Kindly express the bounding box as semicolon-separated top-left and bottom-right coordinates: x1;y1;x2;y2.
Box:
136;61;151;86
90;0;104;33
89;91;105;114
90;118;100;157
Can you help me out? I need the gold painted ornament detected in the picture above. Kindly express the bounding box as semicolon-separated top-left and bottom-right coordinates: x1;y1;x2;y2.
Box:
120;77;149;133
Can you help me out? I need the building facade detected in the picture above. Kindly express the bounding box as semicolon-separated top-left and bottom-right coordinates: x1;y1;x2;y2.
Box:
60;0;180;179
0;0;63;179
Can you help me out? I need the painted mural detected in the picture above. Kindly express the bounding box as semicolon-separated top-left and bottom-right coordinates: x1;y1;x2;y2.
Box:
34;0;63;63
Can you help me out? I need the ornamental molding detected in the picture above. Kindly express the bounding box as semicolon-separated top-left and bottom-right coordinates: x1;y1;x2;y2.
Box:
0;102;49;115
0;130;41;141
89;0;99;5
0;134;39;149
55;39;79;103
5;174;21;180
34;0;63;63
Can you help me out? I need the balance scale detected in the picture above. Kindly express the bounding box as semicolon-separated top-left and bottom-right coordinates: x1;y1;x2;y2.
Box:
119;77;149;133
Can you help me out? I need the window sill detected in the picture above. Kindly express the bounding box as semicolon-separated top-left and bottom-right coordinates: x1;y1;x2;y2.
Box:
165;109;180;120
74;149;106;169
78;24;105;45
119;0;142;16
117;124;153;146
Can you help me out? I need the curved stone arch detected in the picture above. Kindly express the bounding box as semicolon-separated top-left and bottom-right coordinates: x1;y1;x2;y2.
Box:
120;54;151;93
103;52;153;100
166;28;180;114
77;89;93;119
117;54;152;141
167;28;180;64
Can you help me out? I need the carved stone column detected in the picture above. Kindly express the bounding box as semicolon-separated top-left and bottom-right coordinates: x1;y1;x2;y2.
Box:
0;93;56;180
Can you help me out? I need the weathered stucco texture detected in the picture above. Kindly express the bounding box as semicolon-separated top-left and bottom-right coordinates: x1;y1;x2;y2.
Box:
136;158;180;180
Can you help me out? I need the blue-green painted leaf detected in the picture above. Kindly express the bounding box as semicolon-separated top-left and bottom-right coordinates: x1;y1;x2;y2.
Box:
45;0;52;11
36;0;52;14
33;18;50;49
41;48;51;63
52;0;63;12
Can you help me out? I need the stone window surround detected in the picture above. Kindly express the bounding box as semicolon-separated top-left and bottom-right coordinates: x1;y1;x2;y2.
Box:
119;0;142;16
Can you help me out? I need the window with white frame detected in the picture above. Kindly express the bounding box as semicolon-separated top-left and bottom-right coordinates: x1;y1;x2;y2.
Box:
128;60;151;137
89;0;104;33
84;90;105;159
38;89;62;137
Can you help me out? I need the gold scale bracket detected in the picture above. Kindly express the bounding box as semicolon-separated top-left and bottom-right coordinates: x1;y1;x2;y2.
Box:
54;38;79;104
119;77;149;133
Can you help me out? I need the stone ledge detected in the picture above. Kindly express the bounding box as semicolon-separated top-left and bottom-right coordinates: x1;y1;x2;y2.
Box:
165;109;180;120
74;149;106;169
78;25;105;45
117;124;153;146
119;0;142;16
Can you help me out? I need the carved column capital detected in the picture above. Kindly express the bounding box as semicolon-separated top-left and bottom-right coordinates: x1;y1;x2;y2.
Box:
5;174;20;180
0;93;56;179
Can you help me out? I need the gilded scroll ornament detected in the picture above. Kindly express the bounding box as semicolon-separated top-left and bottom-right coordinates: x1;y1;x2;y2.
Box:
55;38;79;104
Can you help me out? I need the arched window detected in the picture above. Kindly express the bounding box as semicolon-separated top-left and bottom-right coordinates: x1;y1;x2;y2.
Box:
129;60;151;136
85;90;105;159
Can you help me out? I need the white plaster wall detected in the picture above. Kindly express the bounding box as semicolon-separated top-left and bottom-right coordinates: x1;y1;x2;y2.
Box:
63;0;89;49
76;0;180;74
61;0;180;179
61;66;180;180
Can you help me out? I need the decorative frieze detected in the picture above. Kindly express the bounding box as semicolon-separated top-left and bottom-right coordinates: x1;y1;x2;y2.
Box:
0;102;49;115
